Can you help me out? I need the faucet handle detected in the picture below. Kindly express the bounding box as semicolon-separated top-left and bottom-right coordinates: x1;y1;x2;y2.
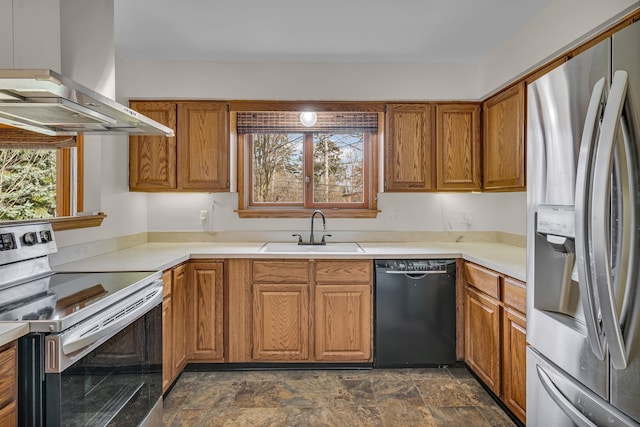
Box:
292;234;303;245
320;234;332;244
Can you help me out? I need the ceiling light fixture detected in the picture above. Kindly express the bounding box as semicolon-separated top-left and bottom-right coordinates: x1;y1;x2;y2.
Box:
299;111;317;127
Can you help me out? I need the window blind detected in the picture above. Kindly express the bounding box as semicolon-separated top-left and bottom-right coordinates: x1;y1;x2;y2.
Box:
0;128;76;149
236;112;378;134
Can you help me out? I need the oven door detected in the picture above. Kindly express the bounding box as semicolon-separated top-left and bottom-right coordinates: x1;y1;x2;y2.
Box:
19;283;163;427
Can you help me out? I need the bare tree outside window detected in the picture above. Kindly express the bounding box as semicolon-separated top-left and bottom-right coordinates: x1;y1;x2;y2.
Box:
0;149;57;220
250;132;366;207
252;133;303;204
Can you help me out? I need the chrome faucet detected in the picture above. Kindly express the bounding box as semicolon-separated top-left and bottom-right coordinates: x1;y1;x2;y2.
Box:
309;210;325;244
293;210;331;245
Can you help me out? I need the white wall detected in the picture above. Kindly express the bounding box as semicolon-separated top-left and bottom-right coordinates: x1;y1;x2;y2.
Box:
52;0;149;247
116;60;480;101
479;0;639;95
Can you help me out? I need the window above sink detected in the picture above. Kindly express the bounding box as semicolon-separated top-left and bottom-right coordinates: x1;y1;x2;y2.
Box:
233;102;382;219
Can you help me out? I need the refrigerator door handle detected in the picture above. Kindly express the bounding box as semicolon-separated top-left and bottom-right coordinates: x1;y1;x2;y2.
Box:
536;365;598;427
574;77;606;360
617;117;639;331
591;70;629;370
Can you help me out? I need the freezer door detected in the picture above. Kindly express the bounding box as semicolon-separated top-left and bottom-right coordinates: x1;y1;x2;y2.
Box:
526;38;610;398
609;19;640;424
527;347;637;427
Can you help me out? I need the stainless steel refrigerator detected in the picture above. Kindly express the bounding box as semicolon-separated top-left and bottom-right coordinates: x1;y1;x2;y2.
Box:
527;19;640;426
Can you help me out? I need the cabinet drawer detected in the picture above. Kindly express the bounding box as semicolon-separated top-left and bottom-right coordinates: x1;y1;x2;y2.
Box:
253;261;308;283
315;261;371;284
503;277;526;314
0;344;16;410
464;263;500;299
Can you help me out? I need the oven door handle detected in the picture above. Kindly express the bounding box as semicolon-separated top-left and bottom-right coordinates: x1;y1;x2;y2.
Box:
61;283;163;355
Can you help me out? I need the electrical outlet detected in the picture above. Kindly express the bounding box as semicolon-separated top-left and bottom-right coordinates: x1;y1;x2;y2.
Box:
200;210;208;221
461;210;472;225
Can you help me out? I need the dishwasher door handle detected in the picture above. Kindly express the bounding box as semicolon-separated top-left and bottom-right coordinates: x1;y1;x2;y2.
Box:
384;270;447;275
383;270;448;280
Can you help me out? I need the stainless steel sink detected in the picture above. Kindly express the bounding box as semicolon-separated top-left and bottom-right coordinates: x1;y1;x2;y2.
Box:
258;242;365;253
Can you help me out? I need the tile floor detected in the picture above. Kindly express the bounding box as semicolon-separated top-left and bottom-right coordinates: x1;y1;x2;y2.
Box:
163;367;517;426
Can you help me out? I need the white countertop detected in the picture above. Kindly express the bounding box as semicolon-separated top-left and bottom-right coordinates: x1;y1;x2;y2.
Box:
54;241;526;281
0;322;30;347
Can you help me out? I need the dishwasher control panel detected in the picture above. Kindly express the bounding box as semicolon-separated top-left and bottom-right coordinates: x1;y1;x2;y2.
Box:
375;259;456;274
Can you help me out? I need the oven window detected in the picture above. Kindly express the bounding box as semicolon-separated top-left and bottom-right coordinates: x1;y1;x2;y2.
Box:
46;305;162;426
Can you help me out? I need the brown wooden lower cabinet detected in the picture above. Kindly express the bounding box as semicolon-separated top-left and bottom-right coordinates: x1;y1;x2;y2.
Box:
465;286;501;395
464;261;527;423
243;259;373;363
0;401;16;427
162;295;173;392
187;261;224;361
502;307;527;423
314;284;371;361
0;341;17;427
172;264;188;371
252;283;309;361
162;261;224;392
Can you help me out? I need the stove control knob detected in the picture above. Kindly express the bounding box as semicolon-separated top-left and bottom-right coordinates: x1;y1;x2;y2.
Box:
39;230;53;243
22;232;38;246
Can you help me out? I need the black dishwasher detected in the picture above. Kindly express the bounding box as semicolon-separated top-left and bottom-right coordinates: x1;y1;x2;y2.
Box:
374;259;456;367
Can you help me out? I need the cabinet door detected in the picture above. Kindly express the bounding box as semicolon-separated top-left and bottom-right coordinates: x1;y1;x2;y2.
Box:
177;102;229;191
129;101;177;191
0;343;16;412
188;262;224;361
172;264;188;371
483;82;525;190
253;283;309;361
465;286;501;395
502;308;527;423
162;296;173;392
0;401;16;427
385;104;435;191
314;285;371;361
436;104;481;190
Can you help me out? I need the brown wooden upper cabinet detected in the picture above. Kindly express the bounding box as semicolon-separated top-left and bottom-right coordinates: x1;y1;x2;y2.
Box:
129;101;229;192
384;103;435;191
435;104;481;191
483;82;526;191
129;101;177;191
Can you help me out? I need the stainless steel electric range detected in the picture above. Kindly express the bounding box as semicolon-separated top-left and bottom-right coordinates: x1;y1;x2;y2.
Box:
0;223;163;427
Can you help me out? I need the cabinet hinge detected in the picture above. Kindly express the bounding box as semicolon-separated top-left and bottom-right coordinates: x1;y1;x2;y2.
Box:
384;180;387;188
226;104;230;112
226;181;230;188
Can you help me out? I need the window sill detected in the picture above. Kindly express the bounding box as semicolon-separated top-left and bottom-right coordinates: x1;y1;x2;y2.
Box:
0;213;107;231
236;209;379;219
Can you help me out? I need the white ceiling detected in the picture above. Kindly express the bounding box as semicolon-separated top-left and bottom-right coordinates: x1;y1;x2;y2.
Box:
114;0;553;64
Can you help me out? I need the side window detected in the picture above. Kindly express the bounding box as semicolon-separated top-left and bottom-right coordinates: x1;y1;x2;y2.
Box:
0;134;82;220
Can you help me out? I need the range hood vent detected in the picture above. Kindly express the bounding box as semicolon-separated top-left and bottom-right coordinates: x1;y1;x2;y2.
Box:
0;70;174;137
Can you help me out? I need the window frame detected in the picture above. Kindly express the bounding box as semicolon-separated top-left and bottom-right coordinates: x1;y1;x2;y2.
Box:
0;131;104;230
247;132;371;210
233;102;382;219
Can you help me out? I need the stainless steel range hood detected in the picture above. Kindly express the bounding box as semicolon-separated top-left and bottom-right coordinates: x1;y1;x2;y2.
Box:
0;69;174;137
